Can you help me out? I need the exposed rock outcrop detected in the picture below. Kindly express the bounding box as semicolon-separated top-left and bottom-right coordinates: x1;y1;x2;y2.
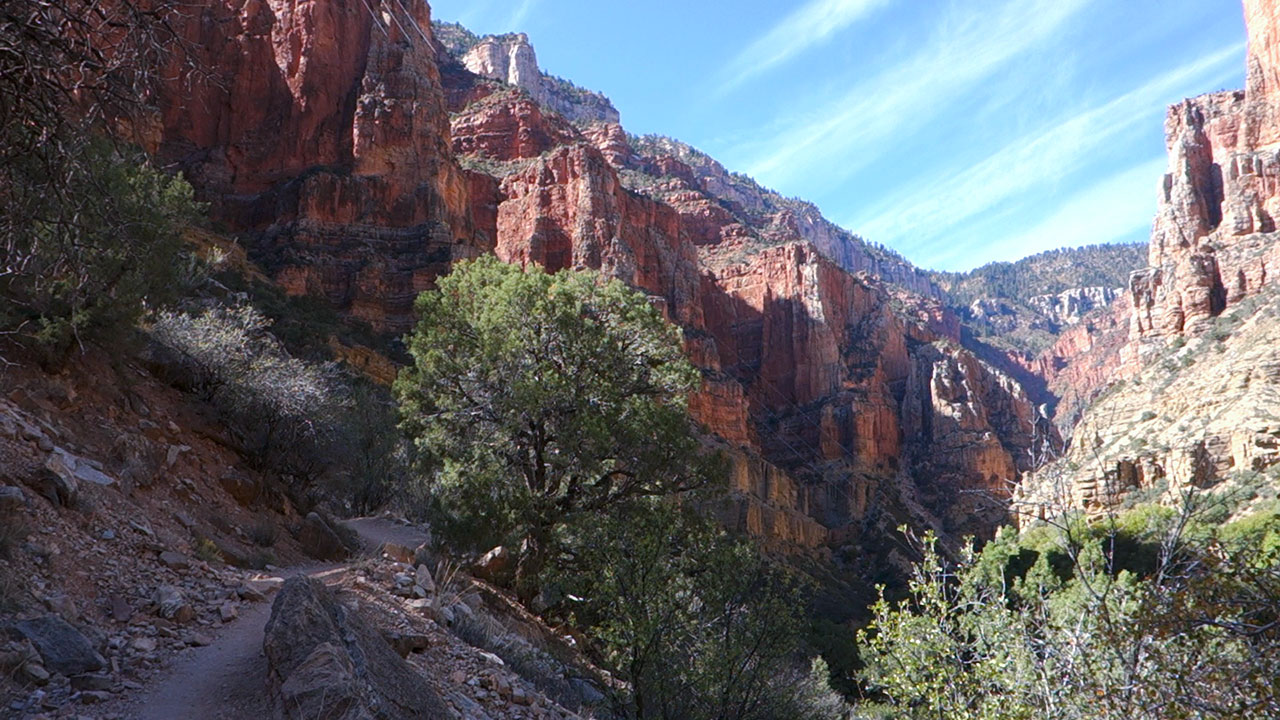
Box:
143;0;1056;551
263;576;455;719
152;0;482;334
7;616;106;677
1021;0;1280;518
1017;287;1280;517
1026;287;1121;328
449;79;1051;543
1131;1;1280;354
460;32;620;125
1024;297;1135;434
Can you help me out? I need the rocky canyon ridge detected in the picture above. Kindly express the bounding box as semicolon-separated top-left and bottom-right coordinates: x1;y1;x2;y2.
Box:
1018;0;1280;518
135;0;1085;565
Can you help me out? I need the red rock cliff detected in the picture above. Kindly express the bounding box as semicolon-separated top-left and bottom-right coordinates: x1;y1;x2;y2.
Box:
448;70;1050;543
152;0;481;333
1018;0;1280;520
147;0;1053;549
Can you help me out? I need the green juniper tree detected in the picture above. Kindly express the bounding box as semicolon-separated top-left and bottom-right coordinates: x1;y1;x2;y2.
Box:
395;256;718;598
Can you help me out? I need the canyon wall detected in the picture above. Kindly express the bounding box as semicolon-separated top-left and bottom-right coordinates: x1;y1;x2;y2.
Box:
460;33;620;125
145;0;1052;551
1131;0;1280;354
151;0;482;333
1019;0;1280;518
447;67;1051;545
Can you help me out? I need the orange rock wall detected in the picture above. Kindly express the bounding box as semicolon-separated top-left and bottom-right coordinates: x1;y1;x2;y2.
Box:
147;0;1052;548
153;0;481;333
1132;2;1280;354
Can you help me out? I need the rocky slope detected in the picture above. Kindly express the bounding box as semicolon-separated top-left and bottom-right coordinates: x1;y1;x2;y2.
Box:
933;244;1147;357
1018;287;1280;518
0;346;317;715
0;345;607;718
926;244;1150;434
1019;0;1280;518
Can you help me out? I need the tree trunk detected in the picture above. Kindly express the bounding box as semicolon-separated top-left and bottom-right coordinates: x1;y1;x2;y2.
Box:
515;526;549;605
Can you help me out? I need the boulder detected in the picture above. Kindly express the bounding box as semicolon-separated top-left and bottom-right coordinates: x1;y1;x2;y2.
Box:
49;448;115;486
263;577;455;719
471;546;512;584
381;630;431;658
219;471;261;507
413;565;436;596
297;512;352;561
153;585;195;624
158;550;192;571
0;485;26;513
7;615;106;676
32;453;78;507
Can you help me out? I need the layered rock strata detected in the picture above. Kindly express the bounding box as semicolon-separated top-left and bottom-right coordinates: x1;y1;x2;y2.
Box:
460;33;620;125
446;70;1051;544
1017;288;1280;518
1131;0;1280;353
151;0;482;333
1020;0;1280;517
146;0;1054;550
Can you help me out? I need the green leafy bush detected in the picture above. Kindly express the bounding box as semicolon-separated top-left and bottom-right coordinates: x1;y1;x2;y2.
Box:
398;257;842;717
858;509;1280;719
1;139;200;359
558;499;844;720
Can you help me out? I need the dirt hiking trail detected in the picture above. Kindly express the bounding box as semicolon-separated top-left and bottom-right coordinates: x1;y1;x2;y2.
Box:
117;517;429;720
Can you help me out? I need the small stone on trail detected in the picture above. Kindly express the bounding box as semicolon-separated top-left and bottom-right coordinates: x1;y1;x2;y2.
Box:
129;637;157;653
159;551;191;571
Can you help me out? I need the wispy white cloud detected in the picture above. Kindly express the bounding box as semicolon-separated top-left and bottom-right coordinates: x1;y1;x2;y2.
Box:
719;0;893;92
736;0;1098;184
959;156;1168;269
505;0;538;32
850;41;1244;263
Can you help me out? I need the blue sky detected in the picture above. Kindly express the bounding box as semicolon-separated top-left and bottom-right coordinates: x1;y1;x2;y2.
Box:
428;0;1247;271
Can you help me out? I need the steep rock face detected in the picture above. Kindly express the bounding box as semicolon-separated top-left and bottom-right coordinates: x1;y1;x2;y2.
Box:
617;134;943;298
700;245;1048;537
1022;0;1280;518
451;90;579;161
1246;0;1280;140
435;48;1062;546
1027;287;1121;328
1017;288;1280;518
1132;1;1280;354
461;33;620;125
152;0;481;333
145;0;1054;550
1025;298;1135;434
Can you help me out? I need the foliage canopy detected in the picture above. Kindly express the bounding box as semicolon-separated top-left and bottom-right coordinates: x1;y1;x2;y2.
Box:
395;256;716;587
858;503;1280;720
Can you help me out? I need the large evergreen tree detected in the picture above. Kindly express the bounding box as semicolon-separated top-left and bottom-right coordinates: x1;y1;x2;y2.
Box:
395;256;717;595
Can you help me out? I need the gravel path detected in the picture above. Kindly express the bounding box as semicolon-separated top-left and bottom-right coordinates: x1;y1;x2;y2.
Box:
115;517;429;720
